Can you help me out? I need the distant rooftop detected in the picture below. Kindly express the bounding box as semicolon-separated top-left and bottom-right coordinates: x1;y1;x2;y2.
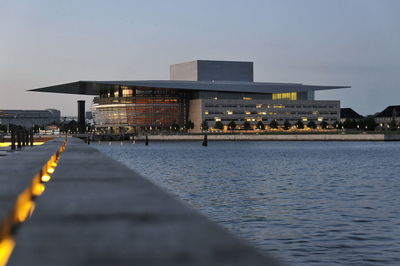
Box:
376;105;400;118
340;108;363;119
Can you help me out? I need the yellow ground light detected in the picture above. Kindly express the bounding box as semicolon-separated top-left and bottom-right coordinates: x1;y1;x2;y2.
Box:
0;142;44;147
0;237;15;266
0;140;66;266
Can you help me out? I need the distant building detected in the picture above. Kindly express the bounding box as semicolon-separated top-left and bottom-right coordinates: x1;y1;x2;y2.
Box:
30;60;349;132
375;105;400;126
0;109;60;128
61;116;77;122
340;108;363;122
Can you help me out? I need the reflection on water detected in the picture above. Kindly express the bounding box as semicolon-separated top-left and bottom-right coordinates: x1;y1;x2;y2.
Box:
94;141;400;265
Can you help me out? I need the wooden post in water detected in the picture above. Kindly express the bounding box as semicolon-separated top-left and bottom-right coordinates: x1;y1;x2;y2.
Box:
202;134;208;146
145;135;148;146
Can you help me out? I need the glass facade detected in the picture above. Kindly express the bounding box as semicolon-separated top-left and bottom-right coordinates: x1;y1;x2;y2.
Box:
92;87;187;131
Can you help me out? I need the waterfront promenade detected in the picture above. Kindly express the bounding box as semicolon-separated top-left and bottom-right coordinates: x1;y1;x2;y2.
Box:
0;138;279;266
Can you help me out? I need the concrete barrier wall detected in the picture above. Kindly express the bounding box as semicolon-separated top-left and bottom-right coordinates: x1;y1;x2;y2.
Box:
136;134;397;141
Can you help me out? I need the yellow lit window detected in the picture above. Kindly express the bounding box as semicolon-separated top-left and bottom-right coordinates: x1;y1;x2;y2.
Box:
243;97;252;100
302;117;308;122
258;112;266;115
245;111;251;115
273;105;285;108
204;111;209;115
227;110;233;115
213;97;218;100
256;104;262;108
318;117;323;121
272;92;297;101
215;117;221;121
313;111;318;115
122;88;132;97
246;118;251;121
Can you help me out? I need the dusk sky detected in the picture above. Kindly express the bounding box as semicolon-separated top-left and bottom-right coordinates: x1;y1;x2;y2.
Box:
1;0;399;116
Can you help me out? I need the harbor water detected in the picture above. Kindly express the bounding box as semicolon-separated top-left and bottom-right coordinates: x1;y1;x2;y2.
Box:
94;141;400;265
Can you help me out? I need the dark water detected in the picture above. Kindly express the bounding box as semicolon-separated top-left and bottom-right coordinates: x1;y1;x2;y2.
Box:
94;141;400;265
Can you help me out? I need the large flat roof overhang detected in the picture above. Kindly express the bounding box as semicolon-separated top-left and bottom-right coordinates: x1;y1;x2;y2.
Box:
29;80;350;95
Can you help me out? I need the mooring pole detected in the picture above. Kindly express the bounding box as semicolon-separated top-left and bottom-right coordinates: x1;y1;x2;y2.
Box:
202;134;208;146
145;135;149;146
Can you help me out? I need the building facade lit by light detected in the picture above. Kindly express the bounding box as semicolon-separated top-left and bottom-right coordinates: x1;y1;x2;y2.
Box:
31;60;349;132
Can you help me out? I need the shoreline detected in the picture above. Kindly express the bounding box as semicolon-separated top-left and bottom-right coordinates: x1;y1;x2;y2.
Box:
134;134;400;141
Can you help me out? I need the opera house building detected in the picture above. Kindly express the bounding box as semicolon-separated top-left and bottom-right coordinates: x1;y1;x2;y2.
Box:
32;60;349;132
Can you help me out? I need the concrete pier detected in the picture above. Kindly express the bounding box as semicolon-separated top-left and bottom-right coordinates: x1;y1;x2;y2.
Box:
1;138;279;265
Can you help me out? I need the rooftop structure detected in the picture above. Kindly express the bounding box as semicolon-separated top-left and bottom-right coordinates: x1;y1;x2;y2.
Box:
375;105;400;125
340;108;363;122
31;60;349;132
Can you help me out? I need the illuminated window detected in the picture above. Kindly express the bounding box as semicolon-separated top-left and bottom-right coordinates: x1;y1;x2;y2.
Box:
204;111;209;115
272;92;297;101
256;104;262;108
243;97;252;100
122;88;133;97
213;97;218;100
313;111;318;115
245;111;251;115
215;117;221;121
258;112;266;115
318;117;323;122
302;117;308;122
246;118;251;121
227;110;233;115
273;105;285;108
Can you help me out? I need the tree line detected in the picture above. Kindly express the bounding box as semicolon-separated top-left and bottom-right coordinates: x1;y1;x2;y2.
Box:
199;117;399;131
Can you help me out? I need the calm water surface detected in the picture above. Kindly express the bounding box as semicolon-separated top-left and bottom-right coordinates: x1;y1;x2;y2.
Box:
94;141;400;265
